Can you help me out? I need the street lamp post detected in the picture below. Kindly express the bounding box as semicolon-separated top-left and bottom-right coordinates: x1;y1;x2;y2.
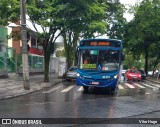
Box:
20;0;30;90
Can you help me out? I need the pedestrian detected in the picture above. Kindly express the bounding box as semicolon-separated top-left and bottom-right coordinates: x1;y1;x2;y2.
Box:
84;56;90;64
156;69;159;79
83;50;90;64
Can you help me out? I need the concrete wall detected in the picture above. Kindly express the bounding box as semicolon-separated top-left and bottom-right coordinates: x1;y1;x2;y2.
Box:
58;57;66;77
50;57;59;74
17;56;67;77
49;57;66;77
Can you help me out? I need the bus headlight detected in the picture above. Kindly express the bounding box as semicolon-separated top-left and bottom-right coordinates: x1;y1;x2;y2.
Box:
77;73;80;77
114;74;118;79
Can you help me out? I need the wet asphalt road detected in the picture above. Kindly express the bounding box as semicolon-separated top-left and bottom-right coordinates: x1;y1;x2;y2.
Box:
0;80;160;127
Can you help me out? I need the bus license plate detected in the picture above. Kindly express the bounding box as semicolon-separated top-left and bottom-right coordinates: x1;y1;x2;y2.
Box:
91;82;99;85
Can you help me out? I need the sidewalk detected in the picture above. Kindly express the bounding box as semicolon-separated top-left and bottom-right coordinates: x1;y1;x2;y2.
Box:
146;76;160;84
0;73;65;100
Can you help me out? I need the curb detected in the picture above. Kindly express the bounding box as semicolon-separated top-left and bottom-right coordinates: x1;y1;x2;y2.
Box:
146;78;160;84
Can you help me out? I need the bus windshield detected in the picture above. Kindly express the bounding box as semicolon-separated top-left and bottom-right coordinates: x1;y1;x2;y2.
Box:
79;49;120;71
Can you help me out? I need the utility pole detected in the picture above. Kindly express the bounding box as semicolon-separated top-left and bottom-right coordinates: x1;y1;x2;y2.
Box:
20;0;30;90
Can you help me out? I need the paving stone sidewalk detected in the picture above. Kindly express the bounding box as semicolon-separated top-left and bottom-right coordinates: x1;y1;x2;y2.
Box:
0;73;65;100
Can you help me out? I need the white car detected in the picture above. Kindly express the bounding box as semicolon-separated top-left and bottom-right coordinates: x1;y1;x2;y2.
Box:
148;71;153;76
66;66;77;81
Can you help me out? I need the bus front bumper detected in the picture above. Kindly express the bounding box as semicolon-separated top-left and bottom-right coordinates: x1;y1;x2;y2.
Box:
76;77;118;88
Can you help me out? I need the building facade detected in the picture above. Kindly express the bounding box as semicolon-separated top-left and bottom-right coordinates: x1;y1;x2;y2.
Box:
0;26;8;76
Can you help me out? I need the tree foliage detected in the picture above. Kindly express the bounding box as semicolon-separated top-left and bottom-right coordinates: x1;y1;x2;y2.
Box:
124;0;160;74
106;0;126;39
0;0;127;81
60;0;108;69
0;0;19;26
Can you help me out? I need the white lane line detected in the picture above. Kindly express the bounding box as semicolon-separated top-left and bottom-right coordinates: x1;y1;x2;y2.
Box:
77;86;83;91
148;83;160;88
125;83;135;88
118;84;124;89
61;86;74;92
141;83;156;89
133;83;145;88
43;85;63;93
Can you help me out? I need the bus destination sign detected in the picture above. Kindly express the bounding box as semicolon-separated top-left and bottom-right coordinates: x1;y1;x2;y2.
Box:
80;40;121;47
90;41;110;46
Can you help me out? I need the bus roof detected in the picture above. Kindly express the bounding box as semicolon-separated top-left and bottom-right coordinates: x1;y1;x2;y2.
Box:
80;38;122;42
78;38;123;49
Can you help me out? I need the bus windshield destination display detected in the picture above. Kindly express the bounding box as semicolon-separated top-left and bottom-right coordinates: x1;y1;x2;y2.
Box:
90;41;110;46
80;40;121;47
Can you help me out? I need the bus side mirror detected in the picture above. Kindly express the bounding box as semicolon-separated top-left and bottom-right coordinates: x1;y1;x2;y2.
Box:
121;52;125;61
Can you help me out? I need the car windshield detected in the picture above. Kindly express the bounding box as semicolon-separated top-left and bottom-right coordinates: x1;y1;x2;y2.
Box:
79;49;120;71
139;70;145;74
69;67;77;71
130;70;140;73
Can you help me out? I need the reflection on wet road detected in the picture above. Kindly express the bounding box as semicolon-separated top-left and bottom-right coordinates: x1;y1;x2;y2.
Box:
0;80;159;127
41;80;160;98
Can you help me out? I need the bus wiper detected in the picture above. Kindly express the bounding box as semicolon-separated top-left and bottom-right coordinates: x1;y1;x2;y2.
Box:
87;70;116;75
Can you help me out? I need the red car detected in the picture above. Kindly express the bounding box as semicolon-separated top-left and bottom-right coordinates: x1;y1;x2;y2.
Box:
124;69;141;81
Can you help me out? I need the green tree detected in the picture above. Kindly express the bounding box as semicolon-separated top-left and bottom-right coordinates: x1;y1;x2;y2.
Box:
61;0;108;69
0;0;128;82
123;53;144;70
124;0;160;75
106;0;126;39
0;0;19;26
61;0;126;69
26;0;108;81
26;0;57;82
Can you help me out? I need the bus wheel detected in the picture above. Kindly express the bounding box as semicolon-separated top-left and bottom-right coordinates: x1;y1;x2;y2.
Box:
111;88;115;91
111;87;118;96
83;86;89;93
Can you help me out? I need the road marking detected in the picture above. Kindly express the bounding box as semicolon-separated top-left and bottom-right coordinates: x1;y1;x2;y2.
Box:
118;84;124;89
125;83;135;88
61;86;74;92
141;83;156;89
77;86;83;91
133;83;145;88
42;85;63;93
148;83;160;88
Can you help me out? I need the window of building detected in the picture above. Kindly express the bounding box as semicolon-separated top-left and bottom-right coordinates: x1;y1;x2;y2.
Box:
31;36;36;48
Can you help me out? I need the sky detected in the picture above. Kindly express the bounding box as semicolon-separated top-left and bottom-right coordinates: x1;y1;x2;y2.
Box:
97;0;139;38
120;0;140;21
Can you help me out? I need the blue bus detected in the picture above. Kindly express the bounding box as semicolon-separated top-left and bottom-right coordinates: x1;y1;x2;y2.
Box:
76;38;124;92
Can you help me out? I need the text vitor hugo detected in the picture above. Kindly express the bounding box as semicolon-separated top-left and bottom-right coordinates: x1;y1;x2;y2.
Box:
139;119;157;124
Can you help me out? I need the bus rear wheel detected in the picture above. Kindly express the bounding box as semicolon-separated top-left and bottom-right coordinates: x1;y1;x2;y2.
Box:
83;86;89;92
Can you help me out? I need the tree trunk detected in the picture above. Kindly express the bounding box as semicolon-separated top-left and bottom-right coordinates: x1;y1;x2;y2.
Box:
152;55;160;77
144;46;148;76
44;50;50;82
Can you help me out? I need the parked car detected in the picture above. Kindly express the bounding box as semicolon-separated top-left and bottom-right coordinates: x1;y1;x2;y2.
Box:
148;71;153;76
124;69;141;81
66;66;77;81
138;70;146;79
